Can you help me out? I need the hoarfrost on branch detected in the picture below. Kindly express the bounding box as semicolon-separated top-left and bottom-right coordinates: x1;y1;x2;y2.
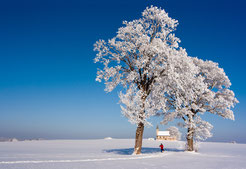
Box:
94;6;199;126
94;5;238;152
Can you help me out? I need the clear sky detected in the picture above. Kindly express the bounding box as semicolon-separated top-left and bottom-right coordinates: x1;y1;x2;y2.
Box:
0;0;245;143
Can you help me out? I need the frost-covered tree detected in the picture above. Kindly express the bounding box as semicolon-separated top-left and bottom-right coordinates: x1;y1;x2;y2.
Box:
167;126;181;140
162;58;238;151
94;6;198;154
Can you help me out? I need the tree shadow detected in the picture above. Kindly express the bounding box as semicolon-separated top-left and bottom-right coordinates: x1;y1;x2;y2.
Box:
104;147;184;155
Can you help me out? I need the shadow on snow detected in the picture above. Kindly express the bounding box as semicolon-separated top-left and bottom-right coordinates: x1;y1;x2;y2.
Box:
104;147;184;155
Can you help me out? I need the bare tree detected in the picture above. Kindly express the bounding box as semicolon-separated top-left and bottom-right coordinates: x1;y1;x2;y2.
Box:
94;6;196;154
162;58;238;151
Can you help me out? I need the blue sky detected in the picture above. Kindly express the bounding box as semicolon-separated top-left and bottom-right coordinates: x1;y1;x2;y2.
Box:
0;0;246;143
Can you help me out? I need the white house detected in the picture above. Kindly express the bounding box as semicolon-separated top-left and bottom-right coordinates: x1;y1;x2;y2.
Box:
156;126;176;141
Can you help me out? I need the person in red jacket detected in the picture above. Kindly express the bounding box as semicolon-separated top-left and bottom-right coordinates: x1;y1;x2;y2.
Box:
159;143;164;152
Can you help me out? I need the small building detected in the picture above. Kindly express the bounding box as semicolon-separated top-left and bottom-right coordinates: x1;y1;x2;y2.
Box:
156;126;176;141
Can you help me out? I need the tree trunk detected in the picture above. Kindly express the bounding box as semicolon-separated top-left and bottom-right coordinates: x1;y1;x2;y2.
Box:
187;127;194;151
133;122;144;155
133;90;147;155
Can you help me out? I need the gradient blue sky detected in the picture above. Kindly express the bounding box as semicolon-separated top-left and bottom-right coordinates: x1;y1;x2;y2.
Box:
0;0;245;143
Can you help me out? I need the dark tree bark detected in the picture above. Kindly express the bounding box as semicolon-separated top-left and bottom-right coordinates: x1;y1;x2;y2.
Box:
187;127;194;151
133;122;144;154
133;92;147;155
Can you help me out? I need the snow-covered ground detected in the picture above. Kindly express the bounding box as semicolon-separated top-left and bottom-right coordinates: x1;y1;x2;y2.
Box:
0;139;245;169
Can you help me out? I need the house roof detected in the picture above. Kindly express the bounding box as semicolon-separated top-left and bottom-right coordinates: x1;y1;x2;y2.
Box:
157;131;170;136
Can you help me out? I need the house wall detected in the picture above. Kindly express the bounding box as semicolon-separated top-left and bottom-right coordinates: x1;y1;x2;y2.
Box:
156;136;176;141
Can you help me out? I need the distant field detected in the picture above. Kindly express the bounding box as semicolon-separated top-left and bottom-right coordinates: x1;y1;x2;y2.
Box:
0;139;245;169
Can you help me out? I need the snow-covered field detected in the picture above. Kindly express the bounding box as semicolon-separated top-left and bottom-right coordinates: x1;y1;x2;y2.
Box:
0;139;245;169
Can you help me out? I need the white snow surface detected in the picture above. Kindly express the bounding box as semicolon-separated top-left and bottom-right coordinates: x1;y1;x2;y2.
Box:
0;139;245;169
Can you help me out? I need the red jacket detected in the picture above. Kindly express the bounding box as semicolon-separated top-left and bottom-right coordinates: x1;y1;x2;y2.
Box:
160;144;164;149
